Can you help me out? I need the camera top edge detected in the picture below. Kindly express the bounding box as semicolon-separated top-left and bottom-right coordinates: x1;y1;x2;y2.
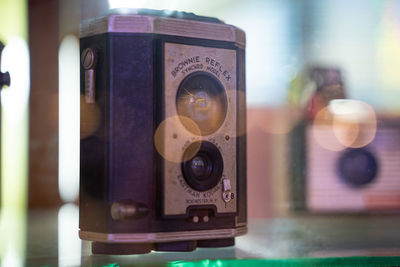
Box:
106;8;224;24
79;8;246;48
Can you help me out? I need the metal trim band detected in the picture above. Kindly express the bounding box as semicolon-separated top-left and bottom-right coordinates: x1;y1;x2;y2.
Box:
80;15;246;47
79;226;247;243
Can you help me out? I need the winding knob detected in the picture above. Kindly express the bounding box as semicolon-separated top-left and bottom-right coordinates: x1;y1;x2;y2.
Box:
81;47;97;103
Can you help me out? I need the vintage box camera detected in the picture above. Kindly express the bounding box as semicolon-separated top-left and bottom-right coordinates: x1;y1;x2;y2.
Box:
290;67;400;212
79;9;246;254
290;100;400;212
305;115;400;212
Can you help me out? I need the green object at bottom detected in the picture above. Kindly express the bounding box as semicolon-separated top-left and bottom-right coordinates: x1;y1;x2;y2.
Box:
169;257;400;267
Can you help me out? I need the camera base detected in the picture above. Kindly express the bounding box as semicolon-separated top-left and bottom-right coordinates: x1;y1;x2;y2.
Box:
92;242;153;255
197;237;235;248
91;238;235;254
155;240;197;252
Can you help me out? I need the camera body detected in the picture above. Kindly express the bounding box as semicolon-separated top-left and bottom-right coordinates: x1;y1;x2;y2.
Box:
289;67;400;213
291;116;400;213
305;118;400;212
79;10;246;254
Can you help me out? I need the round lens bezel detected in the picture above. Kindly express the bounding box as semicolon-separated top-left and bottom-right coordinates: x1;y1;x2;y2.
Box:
182;141;223;192
176;71;228;136
337;148;379;187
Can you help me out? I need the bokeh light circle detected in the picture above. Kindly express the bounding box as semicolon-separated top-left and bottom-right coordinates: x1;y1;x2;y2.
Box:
154;115;201;163
312;107;346;151
331;100;377;148
313;100;377;151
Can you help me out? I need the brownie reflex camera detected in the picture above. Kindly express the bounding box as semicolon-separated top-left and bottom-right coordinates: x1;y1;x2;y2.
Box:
79;9;247;254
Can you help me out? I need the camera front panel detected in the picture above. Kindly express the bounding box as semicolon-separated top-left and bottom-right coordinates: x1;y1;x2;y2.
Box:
162;42;237;216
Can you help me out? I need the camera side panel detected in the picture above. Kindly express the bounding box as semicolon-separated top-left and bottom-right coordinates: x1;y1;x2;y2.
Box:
80;34;111;233
80;33;158;234
236;47;247;226
107;34;157;233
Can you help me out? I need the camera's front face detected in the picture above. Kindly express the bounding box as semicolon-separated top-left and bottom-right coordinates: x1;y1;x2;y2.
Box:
160;43;238;216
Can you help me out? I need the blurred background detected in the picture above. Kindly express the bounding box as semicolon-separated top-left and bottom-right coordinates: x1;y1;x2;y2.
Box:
1;0;400;266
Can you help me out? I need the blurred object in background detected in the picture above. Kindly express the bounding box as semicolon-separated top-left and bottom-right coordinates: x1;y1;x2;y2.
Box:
58;11;80;206
302;0;400;112
0;42;11;88
58;1;91;265
305;67;346;120
247;107;301;217
58;35;79;204
29;0;109;209
307;104;400;213
1;2;30;211
291;96;400;213
29;0;60;208
57;0;108;209
288;66;346;120
288;66;347;210
247;109;276;218
0;41;11;209
0;0;29;266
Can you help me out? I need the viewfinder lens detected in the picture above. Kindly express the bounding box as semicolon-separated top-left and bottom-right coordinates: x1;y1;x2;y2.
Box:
176;72;227;136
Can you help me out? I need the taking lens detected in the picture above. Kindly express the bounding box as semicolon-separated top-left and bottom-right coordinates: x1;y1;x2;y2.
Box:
190;156;211;178
182;141;223;191
176;72;227;136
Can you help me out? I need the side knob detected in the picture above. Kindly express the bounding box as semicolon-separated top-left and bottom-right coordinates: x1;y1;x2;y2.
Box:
81;47;97;103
